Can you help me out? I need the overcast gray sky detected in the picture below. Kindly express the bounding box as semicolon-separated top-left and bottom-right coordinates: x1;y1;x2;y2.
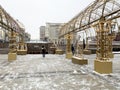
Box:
0;0;94;39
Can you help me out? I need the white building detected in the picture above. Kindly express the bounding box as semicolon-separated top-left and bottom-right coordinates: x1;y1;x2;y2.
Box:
45;22;64;44
40;26;45;41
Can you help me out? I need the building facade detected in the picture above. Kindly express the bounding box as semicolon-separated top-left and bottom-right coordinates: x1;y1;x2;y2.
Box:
45;22;64;44
40;26;45;41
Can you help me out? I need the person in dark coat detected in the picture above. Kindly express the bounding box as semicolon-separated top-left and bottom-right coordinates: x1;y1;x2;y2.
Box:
71;44;75;55
83;39;86;49
41;46;46;57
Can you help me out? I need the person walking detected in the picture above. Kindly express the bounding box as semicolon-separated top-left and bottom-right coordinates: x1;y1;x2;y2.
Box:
71;44;75;55
41;46;46;57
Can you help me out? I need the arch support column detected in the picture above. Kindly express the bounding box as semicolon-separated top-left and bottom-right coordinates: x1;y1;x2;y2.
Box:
93;18;113;74
66;34;72;59
17;35;27;55
8;30;17;61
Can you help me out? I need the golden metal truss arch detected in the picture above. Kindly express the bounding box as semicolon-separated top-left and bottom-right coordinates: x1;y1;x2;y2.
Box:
59;0;120;37
0;5;22;35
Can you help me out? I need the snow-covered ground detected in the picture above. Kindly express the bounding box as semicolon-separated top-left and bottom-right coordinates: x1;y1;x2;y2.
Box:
0;54;120;90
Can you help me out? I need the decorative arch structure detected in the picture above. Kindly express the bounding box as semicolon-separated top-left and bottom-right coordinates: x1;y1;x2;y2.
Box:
0;5;26;61
60;0;120;37
60;0;120;74
0;5;22;35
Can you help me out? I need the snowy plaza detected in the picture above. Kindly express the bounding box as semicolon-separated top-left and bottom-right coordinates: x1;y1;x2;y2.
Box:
1;0;120;90
0;54;120;90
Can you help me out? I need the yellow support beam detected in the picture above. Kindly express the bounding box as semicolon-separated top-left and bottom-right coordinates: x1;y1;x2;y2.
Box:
65;34;72;59
8;30;17;61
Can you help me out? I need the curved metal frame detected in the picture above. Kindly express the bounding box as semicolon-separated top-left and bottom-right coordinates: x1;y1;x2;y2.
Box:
0;5;22;35
60;0;120;37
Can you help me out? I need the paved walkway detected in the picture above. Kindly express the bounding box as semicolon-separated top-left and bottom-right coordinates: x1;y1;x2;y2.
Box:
0;54;120;90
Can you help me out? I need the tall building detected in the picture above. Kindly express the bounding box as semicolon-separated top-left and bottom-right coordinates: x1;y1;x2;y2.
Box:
40;26;45;41
45;22;64;44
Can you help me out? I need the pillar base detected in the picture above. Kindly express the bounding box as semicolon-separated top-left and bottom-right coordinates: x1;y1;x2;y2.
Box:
94;60;112;74
108;52;114;58
83;49;91;55
17;50;27;55
66;52;72;59
72;56;88;65
55;49;64;55
8;53;17;61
